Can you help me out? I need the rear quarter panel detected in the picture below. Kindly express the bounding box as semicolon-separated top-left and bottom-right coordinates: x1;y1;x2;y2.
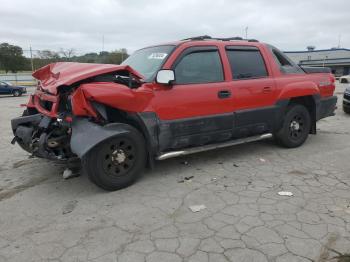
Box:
275;73;335;100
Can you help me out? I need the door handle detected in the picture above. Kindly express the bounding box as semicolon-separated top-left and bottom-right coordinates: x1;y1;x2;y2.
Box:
262;86;272;93
218;90;231;99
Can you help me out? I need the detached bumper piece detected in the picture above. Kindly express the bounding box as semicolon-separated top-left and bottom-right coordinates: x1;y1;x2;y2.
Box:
11;113;73;160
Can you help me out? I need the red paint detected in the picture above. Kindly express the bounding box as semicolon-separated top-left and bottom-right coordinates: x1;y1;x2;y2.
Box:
27;40;336;121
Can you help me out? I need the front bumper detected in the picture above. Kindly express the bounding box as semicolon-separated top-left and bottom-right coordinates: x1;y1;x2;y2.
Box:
11;113;133;161
343;92;350;110
11;113;72;160
316;96;337;121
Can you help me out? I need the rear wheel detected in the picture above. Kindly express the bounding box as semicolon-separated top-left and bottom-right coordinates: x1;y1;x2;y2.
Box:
340;78;349;83
13;90;21;97
275;104;311;148
83;125;146;191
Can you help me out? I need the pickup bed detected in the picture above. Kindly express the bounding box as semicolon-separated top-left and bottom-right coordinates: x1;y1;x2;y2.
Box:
11;36;337;190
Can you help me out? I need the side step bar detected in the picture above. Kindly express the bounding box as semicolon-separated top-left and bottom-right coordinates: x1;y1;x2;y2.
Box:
156;133;273;160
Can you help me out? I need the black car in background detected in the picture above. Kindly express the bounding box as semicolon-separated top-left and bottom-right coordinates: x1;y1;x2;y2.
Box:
344;86;350;114
0;81;27;97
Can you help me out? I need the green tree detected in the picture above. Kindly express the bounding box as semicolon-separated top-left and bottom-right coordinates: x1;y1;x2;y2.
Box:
0;43;29;73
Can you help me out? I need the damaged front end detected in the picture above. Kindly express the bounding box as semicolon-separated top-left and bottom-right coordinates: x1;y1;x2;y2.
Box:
11;62;147;161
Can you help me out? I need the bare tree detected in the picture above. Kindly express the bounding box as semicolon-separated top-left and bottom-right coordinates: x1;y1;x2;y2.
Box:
60;48;76;60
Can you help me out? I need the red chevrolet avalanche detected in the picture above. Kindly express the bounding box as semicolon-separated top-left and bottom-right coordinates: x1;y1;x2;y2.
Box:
11;36;337;190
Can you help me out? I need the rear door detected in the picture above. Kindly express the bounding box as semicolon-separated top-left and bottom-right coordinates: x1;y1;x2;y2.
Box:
153;46;235;150
224;46;278;137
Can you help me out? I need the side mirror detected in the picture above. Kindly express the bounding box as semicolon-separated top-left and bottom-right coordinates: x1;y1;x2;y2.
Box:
156;70;175;85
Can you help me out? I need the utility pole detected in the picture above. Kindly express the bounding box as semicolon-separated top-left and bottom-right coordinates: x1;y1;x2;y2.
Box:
338;34;341;48
245;26;248;39
102;35;105;52
29;46;34;72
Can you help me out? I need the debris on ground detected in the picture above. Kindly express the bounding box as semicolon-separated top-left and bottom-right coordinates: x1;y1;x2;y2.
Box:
189;205;206;213
259;158;266;162
178;176;194;183
233;164;239;167
211;177;217;181
62;168;79;180
181;161;189;165
278;191;294;197
62;200;78;214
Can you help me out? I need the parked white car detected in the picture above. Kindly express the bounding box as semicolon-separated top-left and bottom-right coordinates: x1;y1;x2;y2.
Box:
339;75;350;83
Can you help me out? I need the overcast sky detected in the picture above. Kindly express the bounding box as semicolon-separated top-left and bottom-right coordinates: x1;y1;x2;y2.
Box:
1;0;349;55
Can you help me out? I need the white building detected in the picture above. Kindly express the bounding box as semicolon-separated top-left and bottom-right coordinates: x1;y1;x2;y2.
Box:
285;48;350;76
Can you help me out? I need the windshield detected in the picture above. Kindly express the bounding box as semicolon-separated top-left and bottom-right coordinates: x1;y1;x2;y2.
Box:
122;45;175;81
1;81;12;86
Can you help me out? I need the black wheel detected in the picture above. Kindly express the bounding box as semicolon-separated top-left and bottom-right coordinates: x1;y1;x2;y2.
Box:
13;90;21;97
344;105;350;114
83;125;146;191
340;79;348;84
274;104;311;148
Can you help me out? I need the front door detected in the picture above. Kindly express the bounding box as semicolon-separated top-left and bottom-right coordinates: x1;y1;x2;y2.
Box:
152;46;234;150
0;82;8;94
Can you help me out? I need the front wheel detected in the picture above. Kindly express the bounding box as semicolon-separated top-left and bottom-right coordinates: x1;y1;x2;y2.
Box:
274;104;311;148
13;90;22;97
83;125;146;191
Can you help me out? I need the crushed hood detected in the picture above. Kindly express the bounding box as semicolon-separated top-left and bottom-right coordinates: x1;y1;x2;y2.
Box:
32;62;143;94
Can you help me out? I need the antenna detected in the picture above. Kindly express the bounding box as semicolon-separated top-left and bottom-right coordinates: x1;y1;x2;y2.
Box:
338;34;341;48
102;35;105;51
245;26;248;39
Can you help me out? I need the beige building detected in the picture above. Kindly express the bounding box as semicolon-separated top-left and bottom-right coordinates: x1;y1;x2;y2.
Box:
285;48;350;76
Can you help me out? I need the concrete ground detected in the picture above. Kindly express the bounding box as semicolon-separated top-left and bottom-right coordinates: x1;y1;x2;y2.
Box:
0;84;349;262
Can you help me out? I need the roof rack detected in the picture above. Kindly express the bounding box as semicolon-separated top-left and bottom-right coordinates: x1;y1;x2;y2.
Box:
181;35;259;42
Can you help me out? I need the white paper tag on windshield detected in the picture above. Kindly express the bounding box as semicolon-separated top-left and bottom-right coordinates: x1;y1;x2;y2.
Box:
148;53;167;59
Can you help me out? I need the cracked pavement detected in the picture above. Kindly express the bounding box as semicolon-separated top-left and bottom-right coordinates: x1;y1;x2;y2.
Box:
0;84;349;262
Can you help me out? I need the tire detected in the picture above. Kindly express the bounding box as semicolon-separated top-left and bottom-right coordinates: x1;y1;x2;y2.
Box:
83;125;146;191
13;90;21;97
340;79;348;84
274;104;311;148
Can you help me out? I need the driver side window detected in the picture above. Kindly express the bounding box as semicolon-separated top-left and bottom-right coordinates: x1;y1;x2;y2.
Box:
174;50;224;84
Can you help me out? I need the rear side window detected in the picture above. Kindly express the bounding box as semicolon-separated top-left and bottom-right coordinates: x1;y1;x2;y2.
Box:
268;46;304;74
174;50;224;84
226;47;268;80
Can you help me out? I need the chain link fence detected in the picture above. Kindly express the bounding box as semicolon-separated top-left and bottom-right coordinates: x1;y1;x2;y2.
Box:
0;73;36;86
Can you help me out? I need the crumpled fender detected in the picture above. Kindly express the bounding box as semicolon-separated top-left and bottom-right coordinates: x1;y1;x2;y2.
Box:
70;118;131;158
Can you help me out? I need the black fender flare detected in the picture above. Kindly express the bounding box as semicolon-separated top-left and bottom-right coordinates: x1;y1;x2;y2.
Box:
71;118;134;158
